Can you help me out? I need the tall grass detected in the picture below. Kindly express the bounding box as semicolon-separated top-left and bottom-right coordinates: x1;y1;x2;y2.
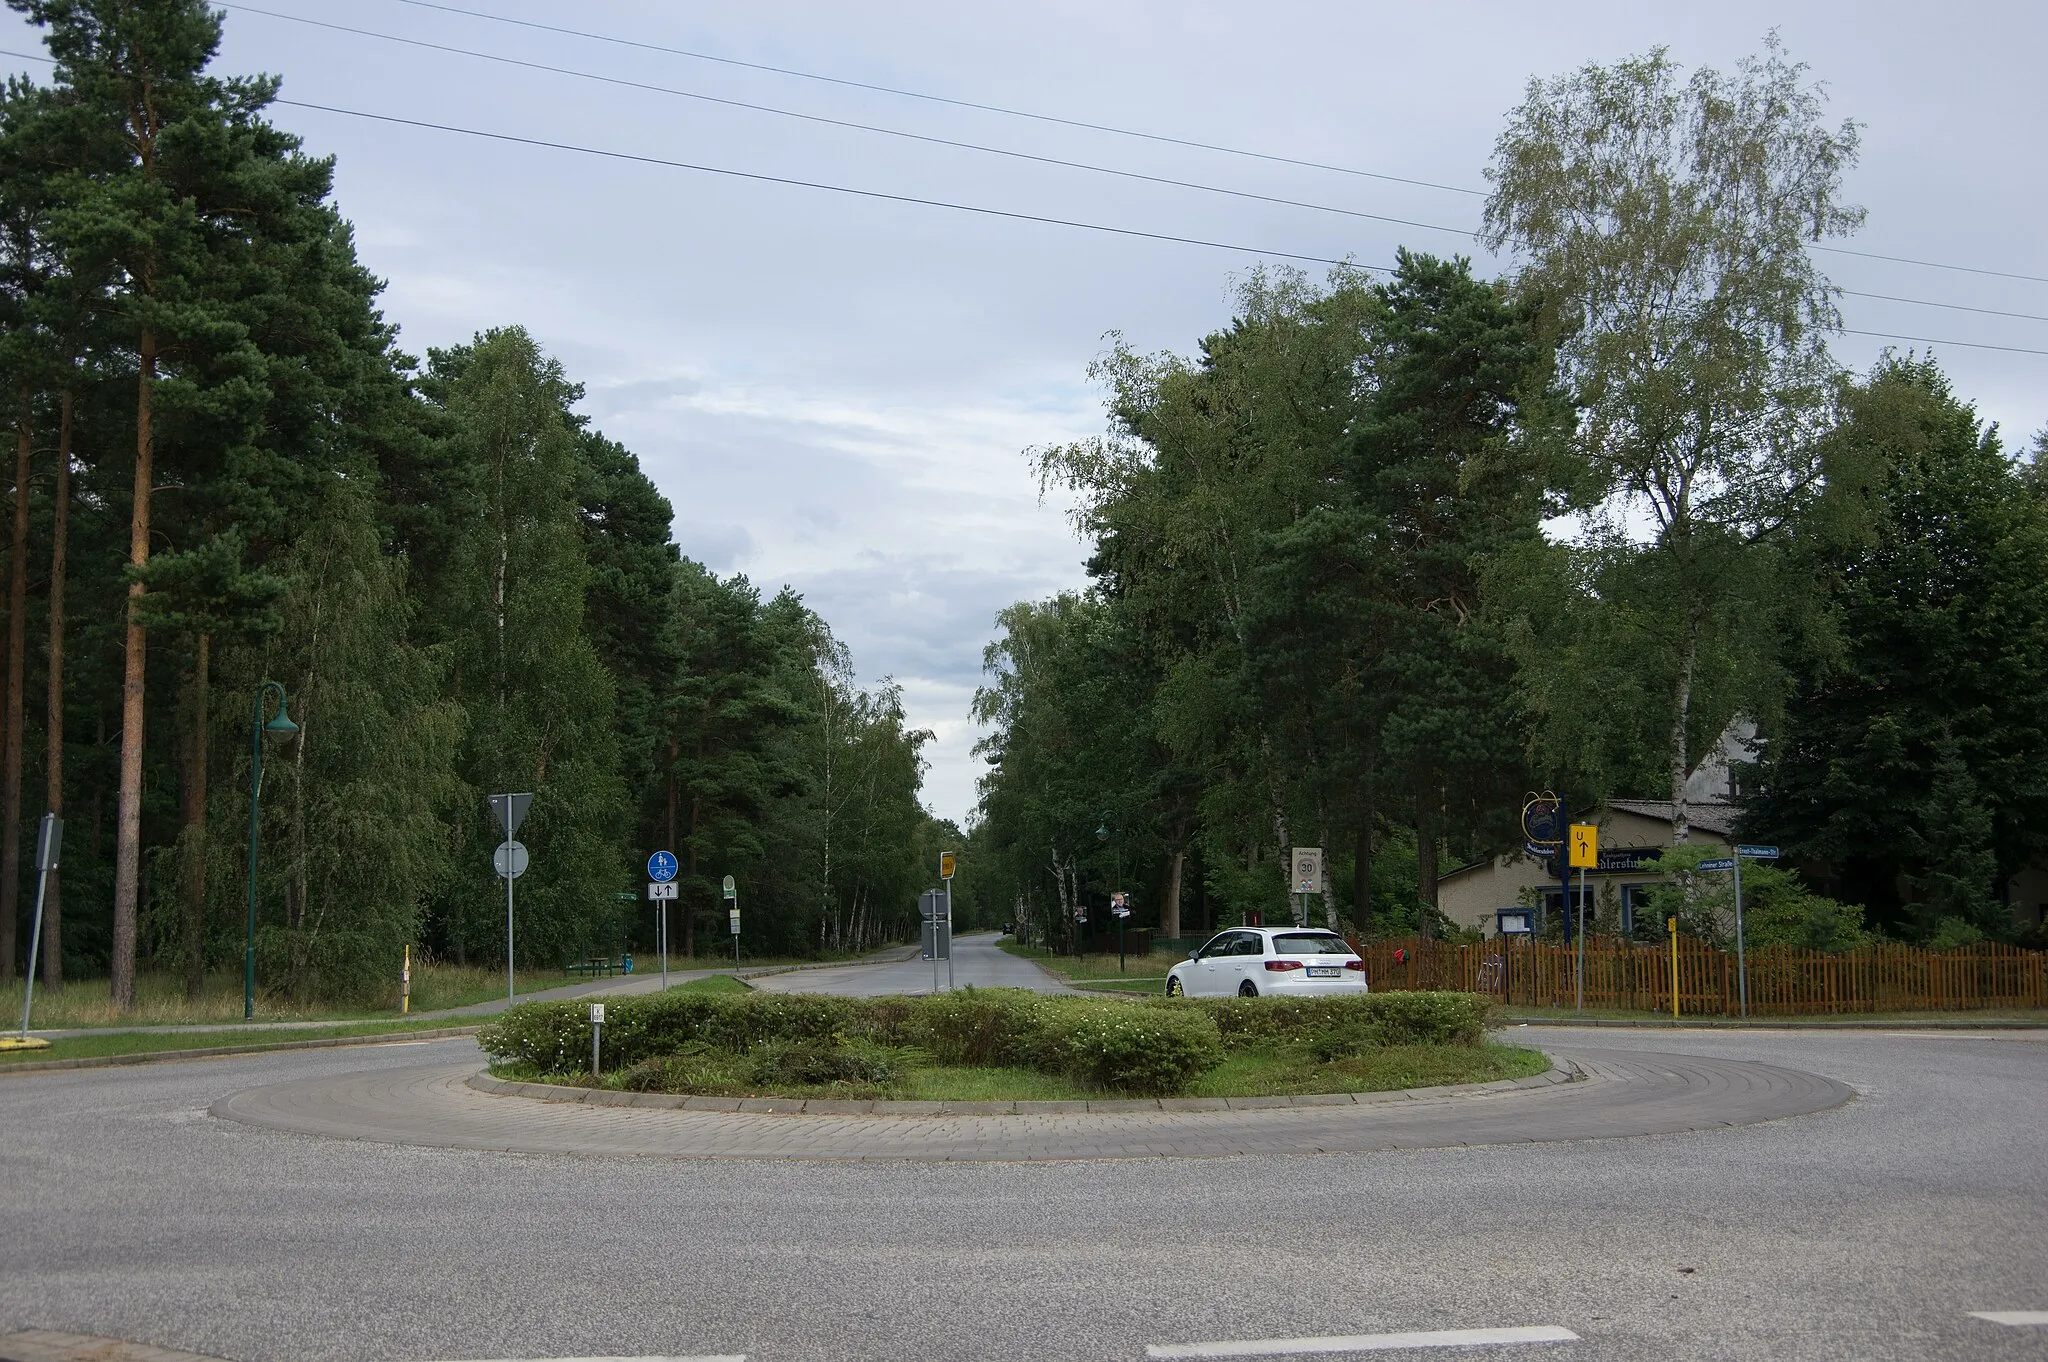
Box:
0;962;561;1029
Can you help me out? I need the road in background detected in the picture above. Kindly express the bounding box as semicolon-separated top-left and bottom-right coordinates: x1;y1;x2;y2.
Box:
747;931;1074;996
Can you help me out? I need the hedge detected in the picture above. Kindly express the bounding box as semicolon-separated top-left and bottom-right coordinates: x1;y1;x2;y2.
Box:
477;987;1495;1097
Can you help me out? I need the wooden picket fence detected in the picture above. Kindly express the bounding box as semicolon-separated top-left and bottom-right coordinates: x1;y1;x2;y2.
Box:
1357;933;2048;1016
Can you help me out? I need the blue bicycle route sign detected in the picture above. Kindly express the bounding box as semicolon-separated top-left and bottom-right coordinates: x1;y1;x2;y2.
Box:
647;850;678;883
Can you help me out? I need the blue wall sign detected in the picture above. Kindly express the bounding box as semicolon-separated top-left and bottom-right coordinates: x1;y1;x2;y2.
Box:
647;850;678;883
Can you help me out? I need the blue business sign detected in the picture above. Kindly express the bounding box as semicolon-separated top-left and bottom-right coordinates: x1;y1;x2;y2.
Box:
647;850;678;883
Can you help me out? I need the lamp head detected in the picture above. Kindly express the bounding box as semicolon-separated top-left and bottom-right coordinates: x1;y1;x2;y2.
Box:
264;695;299;736
1095;822;1110;842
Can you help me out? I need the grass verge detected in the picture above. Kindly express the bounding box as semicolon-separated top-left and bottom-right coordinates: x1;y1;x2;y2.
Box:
0;1017;474;1067
999;938;1188;982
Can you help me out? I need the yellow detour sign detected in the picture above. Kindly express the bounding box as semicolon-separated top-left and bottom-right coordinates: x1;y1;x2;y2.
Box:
940;851;956;881
1568;823;1598;869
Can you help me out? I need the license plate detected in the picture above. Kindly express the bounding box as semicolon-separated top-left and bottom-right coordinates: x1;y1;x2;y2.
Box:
1306;966;1341;978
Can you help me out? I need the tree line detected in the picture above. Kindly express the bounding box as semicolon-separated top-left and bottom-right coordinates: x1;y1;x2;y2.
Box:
0;0;945;1004
971;40;2048;952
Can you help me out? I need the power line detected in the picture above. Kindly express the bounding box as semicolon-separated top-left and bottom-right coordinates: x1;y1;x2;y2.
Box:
389;0;2048;291
1841;329;2048;357
1840;290;2048;325
1819;245;2048;287
1;48;2042;358
218;3;1479;241
221;6;2048;327
386;0;1486;199
272;98;1385;272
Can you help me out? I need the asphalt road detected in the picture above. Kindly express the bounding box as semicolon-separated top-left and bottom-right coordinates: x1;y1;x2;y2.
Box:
748;931;1075;995
0;1024;2043;1361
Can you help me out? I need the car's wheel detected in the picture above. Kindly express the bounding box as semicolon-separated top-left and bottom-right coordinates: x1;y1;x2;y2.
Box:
1237;980;1258;998
1166;975;1185;998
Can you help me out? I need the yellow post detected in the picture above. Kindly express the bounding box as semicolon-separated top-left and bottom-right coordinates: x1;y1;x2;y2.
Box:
402;943;411;1014
1668;915;1679;1019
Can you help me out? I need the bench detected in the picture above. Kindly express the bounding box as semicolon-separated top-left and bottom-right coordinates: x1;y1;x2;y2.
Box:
564;958;618;978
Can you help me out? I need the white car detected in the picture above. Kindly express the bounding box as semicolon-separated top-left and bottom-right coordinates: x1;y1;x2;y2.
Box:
1165;927;1368;998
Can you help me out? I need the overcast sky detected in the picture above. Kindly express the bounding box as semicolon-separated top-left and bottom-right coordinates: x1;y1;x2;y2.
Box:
7;0;2042;825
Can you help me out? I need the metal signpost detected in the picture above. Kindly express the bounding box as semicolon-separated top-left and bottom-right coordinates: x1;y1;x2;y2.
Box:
1290;847;1324;928
245;683;300;1020
589;1002;605;1077
723;875;739;966
1521;793;1565;937
1668;915;1681;1018
8;813;61;1047
940;852;957;991
920;888;952;991
1731;844;1778;1020
648;850;679;990
489;793;533;1001
1568;824;1598;1012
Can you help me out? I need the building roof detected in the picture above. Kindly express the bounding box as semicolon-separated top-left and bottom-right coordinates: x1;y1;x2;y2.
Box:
1607;799;1742;837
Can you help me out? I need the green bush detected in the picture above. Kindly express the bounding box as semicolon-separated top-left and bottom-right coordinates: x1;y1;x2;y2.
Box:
1033;999;1223;1094
476;985;1493;1098
1176;991;1494;1051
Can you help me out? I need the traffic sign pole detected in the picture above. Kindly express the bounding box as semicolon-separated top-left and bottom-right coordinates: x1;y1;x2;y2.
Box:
1734;853;1747;1020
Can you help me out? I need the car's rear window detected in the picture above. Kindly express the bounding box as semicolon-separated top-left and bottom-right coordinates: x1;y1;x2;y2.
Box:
1272;933;1352;955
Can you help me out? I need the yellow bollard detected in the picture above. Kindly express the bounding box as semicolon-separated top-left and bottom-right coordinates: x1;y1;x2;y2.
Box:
1668;915;1679;1019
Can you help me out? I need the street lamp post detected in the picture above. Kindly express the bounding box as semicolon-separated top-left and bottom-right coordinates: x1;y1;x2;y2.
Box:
245;681;299;1021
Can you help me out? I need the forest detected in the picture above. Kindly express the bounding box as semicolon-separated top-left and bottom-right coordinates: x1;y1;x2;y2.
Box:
969;43;2048;954
0;0;949;1005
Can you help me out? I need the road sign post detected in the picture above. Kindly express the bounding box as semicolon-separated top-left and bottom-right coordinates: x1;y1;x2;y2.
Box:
589;1002;604;1077
1730;845;1776;1021
648;851;678;991
489;793;534;1002
940;852;956;991
1668;915;1680;1018
10;813;61;1046
1568;825;1597;1012
722;874;739;966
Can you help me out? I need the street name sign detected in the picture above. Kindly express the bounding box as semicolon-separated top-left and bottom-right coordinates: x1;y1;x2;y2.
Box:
1698;857;1736;871
1736;844;1780;860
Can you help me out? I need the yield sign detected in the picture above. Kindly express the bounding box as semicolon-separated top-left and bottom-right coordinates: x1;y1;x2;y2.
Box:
489;793;533;839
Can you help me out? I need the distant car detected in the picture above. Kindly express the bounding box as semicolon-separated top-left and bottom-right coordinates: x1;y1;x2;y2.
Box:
1165;927;1367;998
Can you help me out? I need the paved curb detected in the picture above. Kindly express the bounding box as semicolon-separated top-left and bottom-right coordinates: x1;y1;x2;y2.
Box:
464;1061;1580;1116
1502;1016;2048;1031
0;1026;482;1077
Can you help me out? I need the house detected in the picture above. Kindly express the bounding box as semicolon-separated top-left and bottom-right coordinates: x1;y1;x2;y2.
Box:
1437;799;1737;937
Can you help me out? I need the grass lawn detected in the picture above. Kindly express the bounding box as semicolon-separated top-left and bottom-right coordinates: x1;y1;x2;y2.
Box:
0;1017;473;1067
667;974;752;995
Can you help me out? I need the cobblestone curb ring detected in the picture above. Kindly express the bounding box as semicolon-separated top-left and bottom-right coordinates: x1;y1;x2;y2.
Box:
211;1046;1854;1161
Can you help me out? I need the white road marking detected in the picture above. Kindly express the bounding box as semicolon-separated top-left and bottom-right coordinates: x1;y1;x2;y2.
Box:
422;1355;745;1361
1970;1311;2048;1326
1146;1326;1578;1358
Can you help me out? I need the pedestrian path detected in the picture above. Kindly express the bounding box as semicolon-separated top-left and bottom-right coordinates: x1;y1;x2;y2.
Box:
747;931;1074;995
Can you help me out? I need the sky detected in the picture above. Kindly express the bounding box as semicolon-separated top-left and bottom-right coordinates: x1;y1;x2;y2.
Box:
5;0;2043;826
